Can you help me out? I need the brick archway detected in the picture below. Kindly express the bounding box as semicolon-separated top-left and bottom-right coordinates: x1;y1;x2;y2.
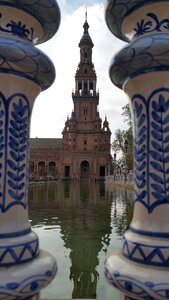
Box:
81;160;89;179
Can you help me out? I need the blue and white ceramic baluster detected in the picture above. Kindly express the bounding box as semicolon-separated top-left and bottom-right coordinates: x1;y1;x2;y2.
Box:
0;1;60;299
105;1;169;299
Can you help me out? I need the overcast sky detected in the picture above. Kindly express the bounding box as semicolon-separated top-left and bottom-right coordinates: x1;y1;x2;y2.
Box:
30;0;128;141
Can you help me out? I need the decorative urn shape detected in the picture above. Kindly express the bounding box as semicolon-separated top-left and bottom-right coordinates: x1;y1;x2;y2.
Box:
0;1;61;299
105;1;169;299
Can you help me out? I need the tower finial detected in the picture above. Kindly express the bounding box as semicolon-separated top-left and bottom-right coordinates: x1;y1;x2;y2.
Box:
85;6;87;22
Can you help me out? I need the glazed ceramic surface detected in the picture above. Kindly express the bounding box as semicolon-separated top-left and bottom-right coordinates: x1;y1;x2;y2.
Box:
0;0;60;299
0;0;61;44
105;0;168;41
105;1;169;299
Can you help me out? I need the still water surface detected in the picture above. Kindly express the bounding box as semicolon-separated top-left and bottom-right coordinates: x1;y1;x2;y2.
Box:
28;181;134;299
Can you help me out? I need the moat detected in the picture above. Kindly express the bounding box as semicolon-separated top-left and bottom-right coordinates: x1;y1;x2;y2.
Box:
28;181;133;299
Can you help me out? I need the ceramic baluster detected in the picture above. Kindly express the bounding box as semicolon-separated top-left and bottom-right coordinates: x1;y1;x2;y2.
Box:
0;1;60;299
105;1;169;299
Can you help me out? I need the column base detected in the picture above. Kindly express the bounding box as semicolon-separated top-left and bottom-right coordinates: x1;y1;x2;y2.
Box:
0;250;57;299
105;252;169;300
0;230;39;267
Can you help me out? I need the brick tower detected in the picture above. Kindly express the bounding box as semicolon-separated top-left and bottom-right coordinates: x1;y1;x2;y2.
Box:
61;13;111;180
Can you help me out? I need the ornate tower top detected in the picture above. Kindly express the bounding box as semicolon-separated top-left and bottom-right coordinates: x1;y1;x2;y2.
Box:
73;13;97;97
79;9;94;48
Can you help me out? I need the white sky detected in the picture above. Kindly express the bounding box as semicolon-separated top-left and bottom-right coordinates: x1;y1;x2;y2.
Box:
30;0;129;141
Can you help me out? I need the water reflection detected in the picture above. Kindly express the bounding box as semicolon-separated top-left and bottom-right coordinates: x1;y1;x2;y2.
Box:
28;181;133;299
107;187;133;237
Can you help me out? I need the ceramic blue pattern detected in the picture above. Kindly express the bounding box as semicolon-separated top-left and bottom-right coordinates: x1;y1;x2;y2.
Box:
0;238;39;267
0;262;57;298
0;14;34;42
0;228;31;238
105;0;168;41
105;1;169;300
0;0;61;45
0;92;30;212
0;37;55;91
132;88;169;213
134;13;169;37
0;0;60;298
129;226;169;238
105;266;169;299
123;238;169;267
109;33;169;89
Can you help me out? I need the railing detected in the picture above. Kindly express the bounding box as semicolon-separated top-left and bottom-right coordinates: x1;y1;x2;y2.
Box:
106;173;134;185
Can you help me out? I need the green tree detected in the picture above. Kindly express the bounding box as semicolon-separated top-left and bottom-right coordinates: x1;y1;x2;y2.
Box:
122;103;132;127
112;103;133;172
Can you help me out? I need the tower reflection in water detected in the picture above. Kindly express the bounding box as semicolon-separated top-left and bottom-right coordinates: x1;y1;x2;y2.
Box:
28;181;133;299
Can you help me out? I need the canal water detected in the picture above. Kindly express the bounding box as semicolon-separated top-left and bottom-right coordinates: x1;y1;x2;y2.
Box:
28;181;134;300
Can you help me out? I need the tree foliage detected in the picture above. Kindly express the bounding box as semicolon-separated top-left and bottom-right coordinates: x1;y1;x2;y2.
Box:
122;103;132;127
112;103;133;172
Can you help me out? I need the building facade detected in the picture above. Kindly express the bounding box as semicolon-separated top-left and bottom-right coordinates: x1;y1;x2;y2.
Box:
29;16;112;181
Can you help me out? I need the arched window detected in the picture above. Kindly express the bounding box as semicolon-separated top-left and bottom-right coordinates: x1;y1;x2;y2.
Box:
49;161;56;176
38;161;45;177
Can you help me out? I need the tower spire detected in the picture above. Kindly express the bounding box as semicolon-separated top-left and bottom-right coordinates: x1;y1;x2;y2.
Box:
79;9;93;48
75;10;96;95
85;6;87;22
